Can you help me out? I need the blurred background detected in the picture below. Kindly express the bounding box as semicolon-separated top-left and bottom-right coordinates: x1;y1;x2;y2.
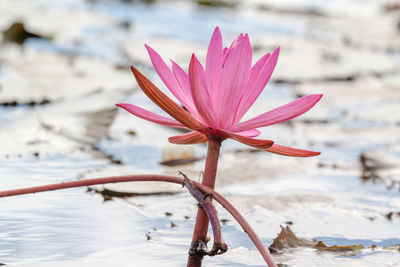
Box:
0;0;400;266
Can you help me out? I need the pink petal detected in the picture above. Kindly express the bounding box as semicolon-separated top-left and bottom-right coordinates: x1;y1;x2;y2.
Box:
169;131;208;144
236;129;260;138
205;27;223;102
222;47;228;56
248;53;271;89
219;129;274;150
235;47;280;122
189;54;217;126
171;60;191;97
267;144;320;157
232;94;323;132
116;103;185;128
222;34;243;66
216;34;252;128
170;60;205;123
233;53;271;124
145;45;197;114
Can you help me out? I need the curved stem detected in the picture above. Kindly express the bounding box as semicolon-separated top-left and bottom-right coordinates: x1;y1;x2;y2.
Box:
0;175;183;198
0;175;277;266
181;172;227;256
195;183;278;267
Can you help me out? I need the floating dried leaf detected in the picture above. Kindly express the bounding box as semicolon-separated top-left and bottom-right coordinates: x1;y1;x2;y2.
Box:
270;226;368;255
314;241;364;252
269;226;315;253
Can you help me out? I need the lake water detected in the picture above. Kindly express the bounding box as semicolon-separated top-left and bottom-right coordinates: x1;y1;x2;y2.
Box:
1;0;400;266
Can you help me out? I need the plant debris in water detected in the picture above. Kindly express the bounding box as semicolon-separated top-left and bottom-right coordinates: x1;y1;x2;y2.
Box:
160;158;199;166
314;241;364;252
385;211;400;221
0;99;51;107
2;22;46;45
269;226;365;254
269;226;315;253
91;187;179;200
196;0;238;8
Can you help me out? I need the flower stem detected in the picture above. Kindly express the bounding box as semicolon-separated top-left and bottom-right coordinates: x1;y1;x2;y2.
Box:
181;172;227;256
0;175;182;198
187;138;221;267
195;182;278;267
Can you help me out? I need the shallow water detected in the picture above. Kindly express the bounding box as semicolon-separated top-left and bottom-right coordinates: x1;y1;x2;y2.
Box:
1;0;400;266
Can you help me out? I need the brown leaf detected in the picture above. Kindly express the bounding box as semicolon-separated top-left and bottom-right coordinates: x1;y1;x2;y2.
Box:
270;226;365;254
314;241;364;252
269;226;315;253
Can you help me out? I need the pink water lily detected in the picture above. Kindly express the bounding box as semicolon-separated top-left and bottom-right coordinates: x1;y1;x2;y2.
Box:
117;27;322;157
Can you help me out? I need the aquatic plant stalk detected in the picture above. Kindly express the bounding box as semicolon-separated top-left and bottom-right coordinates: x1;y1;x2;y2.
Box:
187;138;221;266
181;171;227;256
0;174;277;266
194;183;278;267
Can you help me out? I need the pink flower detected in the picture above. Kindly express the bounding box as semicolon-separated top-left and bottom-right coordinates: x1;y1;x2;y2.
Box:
117;27;322;157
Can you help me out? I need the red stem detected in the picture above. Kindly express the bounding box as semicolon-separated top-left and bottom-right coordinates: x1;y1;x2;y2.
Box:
182;173;227;256
187;138;221;266
0;174;277;266
195;183;278;267
0;175;182;198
